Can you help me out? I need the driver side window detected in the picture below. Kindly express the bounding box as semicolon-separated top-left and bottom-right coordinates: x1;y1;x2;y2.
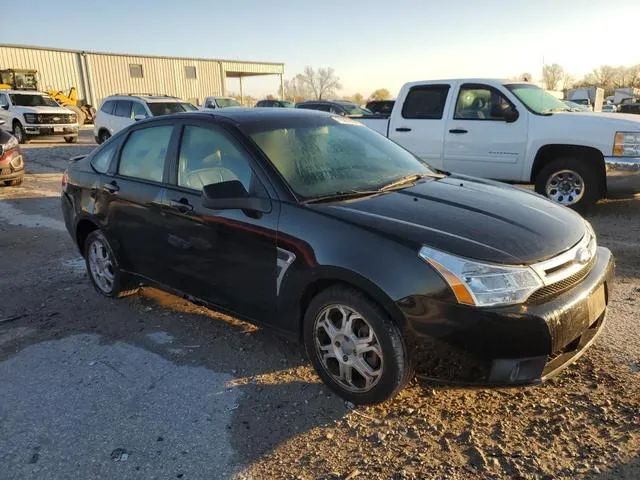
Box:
454;86;513;121
177;125;253;192
0;93;8;107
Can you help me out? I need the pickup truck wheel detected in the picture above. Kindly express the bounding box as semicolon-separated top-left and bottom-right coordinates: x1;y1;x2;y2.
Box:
303;286;414;405
535;157;601;211
13;121;28;144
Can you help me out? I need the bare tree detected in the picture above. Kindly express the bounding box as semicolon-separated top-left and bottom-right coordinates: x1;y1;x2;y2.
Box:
300;66;342;100
369;88;392;101
284;74;312;102
584;65;618;91
561;72;575;91
542;64;564;90
342;93;364;105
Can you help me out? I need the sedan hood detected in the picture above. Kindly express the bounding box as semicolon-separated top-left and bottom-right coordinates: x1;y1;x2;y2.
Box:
314;175;586;265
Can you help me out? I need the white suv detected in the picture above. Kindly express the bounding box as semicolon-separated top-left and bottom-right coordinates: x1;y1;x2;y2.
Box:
0;90;79;144
94;94;198;143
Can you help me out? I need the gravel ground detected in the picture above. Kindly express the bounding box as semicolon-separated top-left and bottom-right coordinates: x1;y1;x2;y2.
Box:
0;132;638;479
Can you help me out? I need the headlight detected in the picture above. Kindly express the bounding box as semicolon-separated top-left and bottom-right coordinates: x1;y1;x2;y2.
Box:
419;246;543;307
613;132;640;157
23;113;37;124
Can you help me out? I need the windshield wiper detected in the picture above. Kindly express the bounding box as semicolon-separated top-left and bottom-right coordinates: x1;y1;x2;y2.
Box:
378;173;429;192
303;189;381;204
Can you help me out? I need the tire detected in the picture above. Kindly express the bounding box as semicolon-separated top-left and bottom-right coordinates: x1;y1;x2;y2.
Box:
13;121;28;144
303;285;414;404
64;136;78;143
535;157;602;212
97;129;111;144
6;177;23;186
84;230;139;298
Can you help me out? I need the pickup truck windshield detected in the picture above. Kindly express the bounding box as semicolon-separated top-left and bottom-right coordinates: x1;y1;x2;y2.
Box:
249;117;434;199
9;94;59;107
505;84;570;114
216;98;241;108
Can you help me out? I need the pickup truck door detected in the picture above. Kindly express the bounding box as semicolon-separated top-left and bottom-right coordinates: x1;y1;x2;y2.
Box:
388;84;451;170
0;93;10;129
443;83;528;181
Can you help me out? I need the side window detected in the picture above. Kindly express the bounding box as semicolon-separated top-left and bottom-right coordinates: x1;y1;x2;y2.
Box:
91;143;117;173
315;104;332;112
114;101;132;118
454;85;514;120
205;99;215;109
329;106;342;114
402;85;449;119
118;126;173;182
101;100;115;115
177;125;254;192
131;101;148;119
0;93;9;107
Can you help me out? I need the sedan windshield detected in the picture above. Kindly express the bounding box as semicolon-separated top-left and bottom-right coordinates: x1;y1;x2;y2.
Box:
215;98;241;108
505;83;570;114
147;102;194;116
9;94;59;107
248;116;435;199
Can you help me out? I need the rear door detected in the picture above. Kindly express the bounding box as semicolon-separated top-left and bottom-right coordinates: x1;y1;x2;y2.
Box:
388;84;451;170
443;83;528;180
159;119;279;322
102;121;178;282
113;100;134;133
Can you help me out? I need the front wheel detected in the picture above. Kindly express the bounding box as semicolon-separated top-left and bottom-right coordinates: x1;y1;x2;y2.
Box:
84;230;139;298
13;122;28;144
303;286;414;404
535;157;602;212
64;136;78;144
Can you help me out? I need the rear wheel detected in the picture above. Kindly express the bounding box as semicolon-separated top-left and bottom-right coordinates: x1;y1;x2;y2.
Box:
64;136;78;143
303;286;414;404
13;121;28;144
84;230;139;298
535;157;602;212
97;129;111;144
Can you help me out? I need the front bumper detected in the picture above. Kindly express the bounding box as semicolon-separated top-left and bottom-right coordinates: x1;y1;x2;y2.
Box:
398;246;614;386
24;124;78;137
605;156;640;194
0;152;25;181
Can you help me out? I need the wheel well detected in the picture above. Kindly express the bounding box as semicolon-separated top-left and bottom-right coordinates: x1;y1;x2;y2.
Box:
12;118;21;128
531;144;605;187
75;219;99;256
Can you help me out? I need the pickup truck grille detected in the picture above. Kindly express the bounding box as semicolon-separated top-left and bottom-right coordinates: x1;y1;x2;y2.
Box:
33;113;75;124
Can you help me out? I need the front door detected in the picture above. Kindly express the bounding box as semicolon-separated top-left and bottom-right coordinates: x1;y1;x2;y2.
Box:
443;83;528;181
160;121;279;322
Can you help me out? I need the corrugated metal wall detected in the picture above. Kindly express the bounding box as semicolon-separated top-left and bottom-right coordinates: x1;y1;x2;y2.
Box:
1;45;284;107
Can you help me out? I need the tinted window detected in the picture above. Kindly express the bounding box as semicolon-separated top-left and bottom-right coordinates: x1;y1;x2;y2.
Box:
301;104;331;112
178;125;253;191
91;143;117;173
0;93;8;107
401;85;449;119
454;85;514;120
118;126;173;182
101;100;115;115
131;101;148;118
9;94;58;107
147;102;190;116
185;66;197;79
114;101;132;118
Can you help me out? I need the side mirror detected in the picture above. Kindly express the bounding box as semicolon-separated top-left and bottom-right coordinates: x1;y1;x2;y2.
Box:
1;105;8;111
504;108;519;123
133;114;146;121
0;119;5;125
202;180;270;213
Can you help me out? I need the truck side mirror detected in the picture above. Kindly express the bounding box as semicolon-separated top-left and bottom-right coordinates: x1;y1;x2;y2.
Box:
504;108;519;123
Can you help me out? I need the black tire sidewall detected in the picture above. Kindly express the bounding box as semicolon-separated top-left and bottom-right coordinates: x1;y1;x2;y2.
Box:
13;122;26;144
84;230;123;298
98;130;110;144
303;286;410;404
535;157;602;212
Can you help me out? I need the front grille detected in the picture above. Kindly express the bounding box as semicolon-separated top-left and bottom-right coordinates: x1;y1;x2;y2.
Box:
35;113;75;124
527;257;596;304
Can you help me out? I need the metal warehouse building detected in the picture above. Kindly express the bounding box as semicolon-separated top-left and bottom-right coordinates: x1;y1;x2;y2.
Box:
0;43;285;107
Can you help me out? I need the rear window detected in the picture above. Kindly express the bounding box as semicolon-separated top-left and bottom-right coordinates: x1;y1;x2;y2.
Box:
147;102;191;116
91;143;117;173
401;85;450;119
101;100;115;115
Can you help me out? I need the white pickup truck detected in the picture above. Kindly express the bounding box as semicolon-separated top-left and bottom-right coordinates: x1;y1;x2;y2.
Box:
359;79;640;210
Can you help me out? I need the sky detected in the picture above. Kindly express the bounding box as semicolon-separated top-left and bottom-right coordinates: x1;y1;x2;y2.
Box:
2;0;639;98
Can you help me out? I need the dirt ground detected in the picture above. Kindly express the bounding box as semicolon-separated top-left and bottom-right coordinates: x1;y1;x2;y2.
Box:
0;130;638;479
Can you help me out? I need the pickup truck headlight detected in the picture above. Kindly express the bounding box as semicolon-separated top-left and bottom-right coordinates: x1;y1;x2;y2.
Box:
23;113;37;124
613;132;640;157
419;246;543;307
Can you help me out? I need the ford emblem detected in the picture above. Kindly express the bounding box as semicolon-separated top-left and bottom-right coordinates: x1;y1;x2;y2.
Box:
575;247;591;265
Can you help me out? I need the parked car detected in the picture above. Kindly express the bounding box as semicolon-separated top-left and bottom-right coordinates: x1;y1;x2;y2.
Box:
0;121;24;185
256;99;295;108
601;104;617;113
366;100;395;116
562;100;591;112
94;94;197;143
296;100;373;117
0;89;78;144
358;79;640;210
201;96;241;110
617;102;640;115
61;108;614;404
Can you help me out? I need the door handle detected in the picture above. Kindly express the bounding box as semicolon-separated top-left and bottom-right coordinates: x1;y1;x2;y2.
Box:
169;198;194;213
102;181;119;193
449;129;468;134
395;127;412;132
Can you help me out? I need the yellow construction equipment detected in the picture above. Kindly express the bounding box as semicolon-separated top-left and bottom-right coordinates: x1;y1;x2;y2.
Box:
0;68;96;125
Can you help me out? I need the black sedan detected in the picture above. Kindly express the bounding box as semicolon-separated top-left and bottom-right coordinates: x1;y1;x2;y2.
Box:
61;109;614;404
0;127;24;186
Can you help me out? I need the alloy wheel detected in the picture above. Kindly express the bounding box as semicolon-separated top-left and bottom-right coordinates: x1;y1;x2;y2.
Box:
314;304;383;392
545;169;585;206
88;238;115;293
13;124;25;144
